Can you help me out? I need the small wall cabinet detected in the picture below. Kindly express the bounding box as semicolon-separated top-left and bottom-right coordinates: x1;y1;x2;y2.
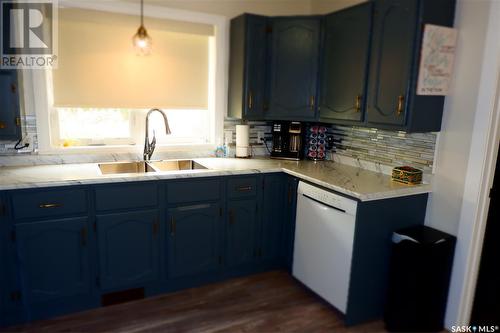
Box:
227;14;268;120
0;69;21;140
319;2;373;124
267;17;321;121
365;0;455;132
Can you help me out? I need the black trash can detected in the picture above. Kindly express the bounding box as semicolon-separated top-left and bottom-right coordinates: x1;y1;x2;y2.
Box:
384;225;456;332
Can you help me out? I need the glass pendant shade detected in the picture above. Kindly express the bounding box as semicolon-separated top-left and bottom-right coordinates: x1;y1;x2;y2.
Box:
132;24;152;55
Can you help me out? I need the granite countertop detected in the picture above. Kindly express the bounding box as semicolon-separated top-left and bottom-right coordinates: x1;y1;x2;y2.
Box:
0;158;431;201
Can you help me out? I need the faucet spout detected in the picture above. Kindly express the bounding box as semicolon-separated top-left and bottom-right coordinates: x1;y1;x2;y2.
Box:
144;108;171;161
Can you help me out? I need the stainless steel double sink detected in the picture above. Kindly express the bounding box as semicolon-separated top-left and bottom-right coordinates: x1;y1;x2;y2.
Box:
98;160;207;175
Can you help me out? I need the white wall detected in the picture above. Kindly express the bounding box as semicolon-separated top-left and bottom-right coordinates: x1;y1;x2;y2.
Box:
423;0;500;328
424;0;491;236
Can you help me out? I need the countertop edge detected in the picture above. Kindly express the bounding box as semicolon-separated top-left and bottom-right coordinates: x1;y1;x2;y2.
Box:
0;163;432;202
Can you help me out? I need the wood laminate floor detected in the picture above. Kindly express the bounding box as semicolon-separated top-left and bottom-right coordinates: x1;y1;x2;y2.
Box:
3;271;387;333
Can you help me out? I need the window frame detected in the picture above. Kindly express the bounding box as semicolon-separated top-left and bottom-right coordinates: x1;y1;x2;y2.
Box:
23;0;227;155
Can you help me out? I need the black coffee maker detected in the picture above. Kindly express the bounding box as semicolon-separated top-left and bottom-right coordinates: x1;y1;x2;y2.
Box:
271;121;304;160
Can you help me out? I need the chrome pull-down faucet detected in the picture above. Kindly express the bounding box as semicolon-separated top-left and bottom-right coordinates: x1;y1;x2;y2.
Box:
143;108;171;161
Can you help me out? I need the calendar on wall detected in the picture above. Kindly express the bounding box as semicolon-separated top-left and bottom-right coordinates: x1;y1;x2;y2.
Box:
417;24;458;96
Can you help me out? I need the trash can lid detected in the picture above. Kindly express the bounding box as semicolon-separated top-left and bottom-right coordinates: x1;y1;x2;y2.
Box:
393;225;455;245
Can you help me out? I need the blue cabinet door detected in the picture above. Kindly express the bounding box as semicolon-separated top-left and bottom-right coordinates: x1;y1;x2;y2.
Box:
167;203;221;278
319;3;373;123
15;217;91;304
227;199;257;267
97;210;160;291
228;14;268;120
366;0;418;127
244;15;268;120
261;175;286;262
0;70;21;140
267;18;321;121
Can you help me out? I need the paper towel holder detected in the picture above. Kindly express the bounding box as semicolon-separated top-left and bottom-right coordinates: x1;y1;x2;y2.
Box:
236;124;251;158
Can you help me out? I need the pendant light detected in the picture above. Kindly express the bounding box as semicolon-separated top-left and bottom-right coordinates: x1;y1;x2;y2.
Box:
132;0;152;55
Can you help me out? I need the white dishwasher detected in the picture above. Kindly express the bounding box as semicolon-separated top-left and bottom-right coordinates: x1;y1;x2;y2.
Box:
292;181;358;314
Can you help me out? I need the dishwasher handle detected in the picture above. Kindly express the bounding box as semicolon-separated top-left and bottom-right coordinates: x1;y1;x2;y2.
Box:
302;194;346;213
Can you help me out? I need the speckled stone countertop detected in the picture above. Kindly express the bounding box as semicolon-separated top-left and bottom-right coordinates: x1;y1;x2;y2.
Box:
0;158;431;201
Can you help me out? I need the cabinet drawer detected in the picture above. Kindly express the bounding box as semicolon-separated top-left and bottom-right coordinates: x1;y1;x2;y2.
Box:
167;179;220;204
227;177;257;199
11;188;88;220
95;183;158;211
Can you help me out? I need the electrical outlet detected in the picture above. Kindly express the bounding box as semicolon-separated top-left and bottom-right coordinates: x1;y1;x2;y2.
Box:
224;130;233;144
257;131;265;143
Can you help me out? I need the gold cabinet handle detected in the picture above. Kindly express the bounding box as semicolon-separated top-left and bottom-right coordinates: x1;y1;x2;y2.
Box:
248;91;254;110
355;95;362;113
39;203;62;209
309;95;315;111
236;185;252;192
81;227;87;246
0;121;6;129
397;95;405;116
170;217;176;236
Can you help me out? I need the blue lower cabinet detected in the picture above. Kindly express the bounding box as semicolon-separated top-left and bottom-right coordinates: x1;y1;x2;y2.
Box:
283;177;299;269
96;210;160;291
261;175;286;262
227;199;258;267
167;203;222;278
15;217;91;304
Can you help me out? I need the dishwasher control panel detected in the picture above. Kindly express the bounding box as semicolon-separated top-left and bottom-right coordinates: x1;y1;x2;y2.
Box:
297;181;358;216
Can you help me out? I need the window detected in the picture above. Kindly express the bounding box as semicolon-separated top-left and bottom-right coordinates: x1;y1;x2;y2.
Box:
52;108;210;147
30;4;226;152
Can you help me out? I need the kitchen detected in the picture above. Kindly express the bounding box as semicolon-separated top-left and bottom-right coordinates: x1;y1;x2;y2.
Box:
0;0;499;332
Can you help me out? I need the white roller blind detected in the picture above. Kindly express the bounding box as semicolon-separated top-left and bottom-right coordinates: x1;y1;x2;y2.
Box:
52;8;213;109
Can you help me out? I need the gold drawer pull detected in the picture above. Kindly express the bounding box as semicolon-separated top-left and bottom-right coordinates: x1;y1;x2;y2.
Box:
0;121;6;129
39;203;62;209
397;95;405;116
355;95;362;112
236;185;252;192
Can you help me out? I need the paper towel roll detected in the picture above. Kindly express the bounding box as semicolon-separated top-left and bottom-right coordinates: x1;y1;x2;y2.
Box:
236;125;250;158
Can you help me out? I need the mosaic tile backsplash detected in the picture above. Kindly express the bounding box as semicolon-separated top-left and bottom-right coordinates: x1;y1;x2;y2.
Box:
1;112;437;175
331;125;437;173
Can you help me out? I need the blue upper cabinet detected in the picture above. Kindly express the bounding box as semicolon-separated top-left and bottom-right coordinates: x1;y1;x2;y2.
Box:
267;17;321;121
15;217;91;304
0;70;21;140
319;3;373;124
366;0;456;132
167;203;222;278
227;199;258;267
228;14;268;120
96;210;160;291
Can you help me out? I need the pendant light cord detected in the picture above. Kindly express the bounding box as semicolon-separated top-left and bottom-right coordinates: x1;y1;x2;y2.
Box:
140;0;144;26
